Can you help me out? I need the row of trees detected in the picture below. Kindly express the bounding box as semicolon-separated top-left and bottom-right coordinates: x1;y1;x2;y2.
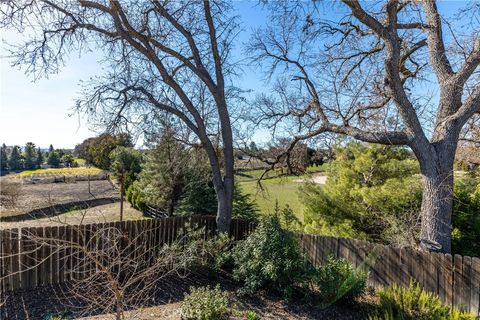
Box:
2;0;479;252
0;143;72;172
74;133;133;170
87;129;258;222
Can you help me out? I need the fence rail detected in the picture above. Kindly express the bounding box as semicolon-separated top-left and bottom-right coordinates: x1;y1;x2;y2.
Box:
0;216;254;293
297;234;480;315
143;206;168;219
1;219;479;315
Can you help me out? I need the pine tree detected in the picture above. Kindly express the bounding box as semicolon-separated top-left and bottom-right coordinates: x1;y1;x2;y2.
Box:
36;147;44;168
23;142;37;170
46;144;54;158
47;151;60;168
1;143;8;172
8;146;22;171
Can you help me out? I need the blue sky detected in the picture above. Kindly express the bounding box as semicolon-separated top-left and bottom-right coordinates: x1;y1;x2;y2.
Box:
0;1;266;149
0;1;469;149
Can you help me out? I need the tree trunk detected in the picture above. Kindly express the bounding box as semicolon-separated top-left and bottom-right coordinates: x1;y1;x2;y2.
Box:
419;154;454;253
215;177;234;233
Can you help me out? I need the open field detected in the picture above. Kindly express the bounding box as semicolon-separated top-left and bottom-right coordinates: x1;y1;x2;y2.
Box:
237;166;327;219
15;167;103;177
0;179;118;219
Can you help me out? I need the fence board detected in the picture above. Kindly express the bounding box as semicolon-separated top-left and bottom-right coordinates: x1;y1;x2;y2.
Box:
398;247;409;288
50;226;60;285
454;254;463;309
425;251;438;294
1;219;479;315
2;230;12;291
10;229;20;291
462;256;472;311
445;254;454;308
437;252;447;303
471;258;480;316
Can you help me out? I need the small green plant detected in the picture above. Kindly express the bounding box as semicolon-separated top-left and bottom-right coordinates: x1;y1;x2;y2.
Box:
244;310;261;320
180;285;229;320
44;312;70;320
232;215;312;299
368;281;476;320
313;256;367;305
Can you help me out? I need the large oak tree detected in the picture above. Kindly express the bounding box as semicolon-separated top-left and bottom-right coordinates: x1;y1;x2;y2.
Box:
249;0;480;252
1;0;238;232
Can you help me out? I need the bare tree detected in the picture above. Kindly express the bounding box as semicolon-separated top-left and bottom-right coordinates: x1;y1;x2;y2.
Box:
0;0;239;232
249;1;480;253
0;179;22;208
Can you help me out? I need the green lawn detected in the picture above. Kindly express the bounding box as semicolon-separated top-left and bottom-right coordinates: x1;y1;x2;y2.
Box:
74;157;87;166
237;166;326;220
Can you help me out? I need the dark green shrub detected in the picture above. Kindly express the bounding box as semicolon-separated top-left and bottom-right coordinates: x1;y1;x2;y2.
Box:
232;183;259;222
44;312;70;320
159;224;232;273
126;181;146;211
313;256;367;304
232;215;312;298
368;281;475;320
180;285;229;320
452;174;480;257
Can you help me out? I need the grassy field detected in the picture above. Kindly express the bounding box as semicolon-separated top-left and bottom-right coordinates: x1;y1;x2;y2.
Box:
237;165;326;220
74;157;87;166
17;167;103;177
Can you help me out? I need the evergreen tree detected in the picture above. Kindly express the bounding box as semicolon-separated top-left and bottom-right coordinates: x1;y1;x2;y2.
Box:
109;146;143;190
47;150;60;168
232;184;259;221
138;130;191;216
1;143;8;172
62;153;74;167
23;142;37;170
36;147;44;167
46;144;54;158
8;146;22;171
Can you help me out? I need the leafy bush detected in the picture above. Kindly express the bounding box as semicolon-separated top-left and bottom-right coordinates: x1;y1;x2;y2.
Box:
244;311;260;320
44;312;70;320
109;146;143;190
126;181;146;211
313;256;367;304
300;143;422;244
232;215;312;298
452;173;480;257
158;224;232;274
369;282;475;320
180;285;229;320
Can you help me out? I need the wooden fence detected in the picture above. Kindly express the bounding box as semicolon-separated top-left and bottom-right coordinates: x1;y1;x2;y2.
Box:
0;216;254;293
297;234;480;315
1;219;479;315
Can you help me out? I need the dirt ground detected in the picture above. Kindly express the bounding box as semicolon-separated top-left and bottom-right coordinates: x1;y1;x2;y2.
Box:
0;202;145;229
1;271;375;320
0;180;119;219
292;172;327;185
